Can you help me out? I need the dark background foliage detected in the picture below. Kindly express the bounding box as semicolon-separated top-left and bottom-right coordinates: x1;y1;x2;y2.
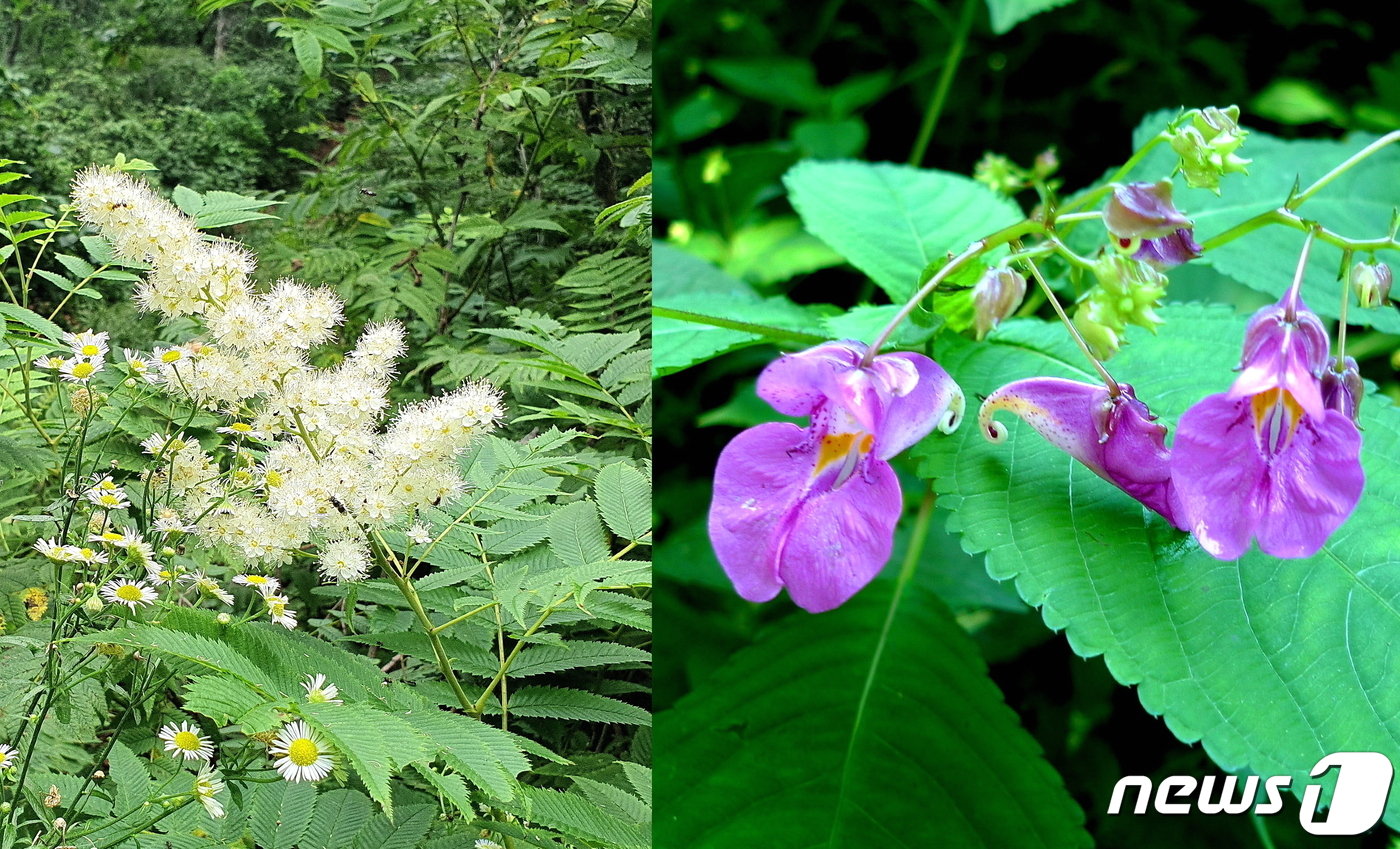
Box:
655;0;1399;846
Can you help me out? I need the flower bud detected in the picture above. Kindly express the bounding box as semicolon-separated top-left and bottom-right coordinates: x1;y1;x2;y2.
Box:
1033;147;1059;179
216;612;232;625
1073;255;1169;358
1321;356;1364;423
53;817;66;830
1105;180;1192;242
70;387;92;415
973;153;1022;194
1168;105;1251;192
972;267;1027;339
83;594;104;614
1350;261;1392;309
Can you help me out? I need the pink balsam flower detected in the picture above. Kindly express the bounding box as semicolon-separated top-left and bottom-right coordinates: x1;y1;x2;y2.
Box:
708;341;963;613
1170;290;1363;559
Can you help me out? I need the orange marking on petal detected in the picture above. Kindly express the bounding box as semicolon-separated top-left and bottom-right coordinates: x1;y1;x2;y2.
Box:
815;432;857;471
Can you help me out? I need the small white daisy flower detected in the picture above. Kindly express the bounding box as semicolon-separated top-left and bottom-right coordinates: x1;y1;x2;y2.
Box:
100;579;157;609
268;720;334;782
33;538;73;561
86;489;131;510
146;563;183;585
60;358;103;382
122;349;159;383
72;547;109;565
182;573;235;605
158;721;213;762
63;330;109;359
193;766;226;818
216;422;267;440
233;573;281;595
264;594;297;629
33;354;68;370
0;743;18;769
302;674;342;705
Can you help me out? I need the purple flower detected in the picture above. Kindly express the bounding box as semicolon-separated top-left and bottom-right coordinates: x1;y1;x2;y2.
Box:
1104;181;1203;269
979;377;1184;527
707;341;963;613
1170;292;1364;559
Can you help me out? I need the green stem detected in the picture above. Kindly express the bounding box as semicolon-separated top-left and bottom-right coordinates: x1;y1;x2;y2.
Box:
1202;208;1400;255
1289;130;1400;210
897;484;937;587
469;596;570;716
908;0;977;167
1058;132;1170;217
379;544;474;712
1014;245;1119;395
652;306;827;346
862;218;1043;364
429;601;499;635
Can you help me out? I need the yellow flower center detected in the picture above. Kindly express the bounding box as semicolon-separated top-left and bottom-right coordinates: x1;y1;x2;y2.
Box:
80;344;101;356
115;585;143;601
287;738;320;766
245;575;267;585
231;422;252;432
173;731;202;751
161;350;183;363
71;362;95;379
101;532;123;541
265;470;283;487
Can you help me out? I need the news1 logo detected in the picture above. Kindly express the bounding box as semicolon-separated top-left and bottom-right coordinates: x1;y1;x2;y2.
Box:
1107;752;1394;836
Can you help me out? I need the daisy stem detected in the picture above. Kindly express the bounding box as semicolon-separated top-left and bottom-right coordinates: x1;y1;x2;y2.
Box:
1012;244;1121;396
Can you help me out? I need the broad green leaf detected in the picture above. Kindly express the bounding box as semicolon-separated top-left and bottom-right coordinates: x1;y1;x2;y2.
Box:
1116;114;1400;333
653;243;830;376
594;462;651;542
915;303;1400;827
655;583;1090;847
251;780;318;849
784;160;1022;302
292;29;325;78
984;0;1079;33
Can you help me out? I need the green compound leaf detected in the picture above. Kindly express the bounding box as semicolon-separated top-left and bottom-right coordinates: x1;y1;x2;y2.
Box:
915;303;1400;827
654;582;1090;848
300;702;428;817
1117;115;1400;334
250;780;318;849
784;160;1022;302
302;788;375;849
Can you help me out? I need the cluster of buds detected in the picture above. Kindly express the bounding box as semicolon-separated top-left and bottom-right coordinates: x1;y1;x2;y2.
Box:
972;148;1059;196
1167;105;1251;193
1073;254;1168;359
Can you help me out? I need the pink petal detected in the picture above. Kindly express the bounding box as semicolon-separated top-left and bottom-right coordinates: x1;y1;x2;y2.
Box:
1253;409;1364;558
708;423;810;602
874;352;963;459
1169;393;1264;560
778;458;902;612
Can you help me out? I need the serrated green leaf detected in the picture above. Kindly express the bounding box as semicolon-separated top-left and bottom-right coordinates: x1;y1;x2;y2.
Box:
507;785;649;849
350;805;434;849
250;780;317;849
656;584;1089;847
292;29;325;77
985;0;1079;33
593;463;651;542
181;675;280;732
0;302;64;343
300;702;427;816
510;641;650;677
784;160;1022;302
915;303;1400;828
499;686;650;726
302;788;374;849
547;500;610;567
108;740;152;816
405;709;526;800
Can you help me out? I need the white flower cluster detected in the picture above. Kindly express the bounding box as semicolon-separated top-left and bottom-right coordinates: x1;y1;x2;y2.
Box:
71;167;506;584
